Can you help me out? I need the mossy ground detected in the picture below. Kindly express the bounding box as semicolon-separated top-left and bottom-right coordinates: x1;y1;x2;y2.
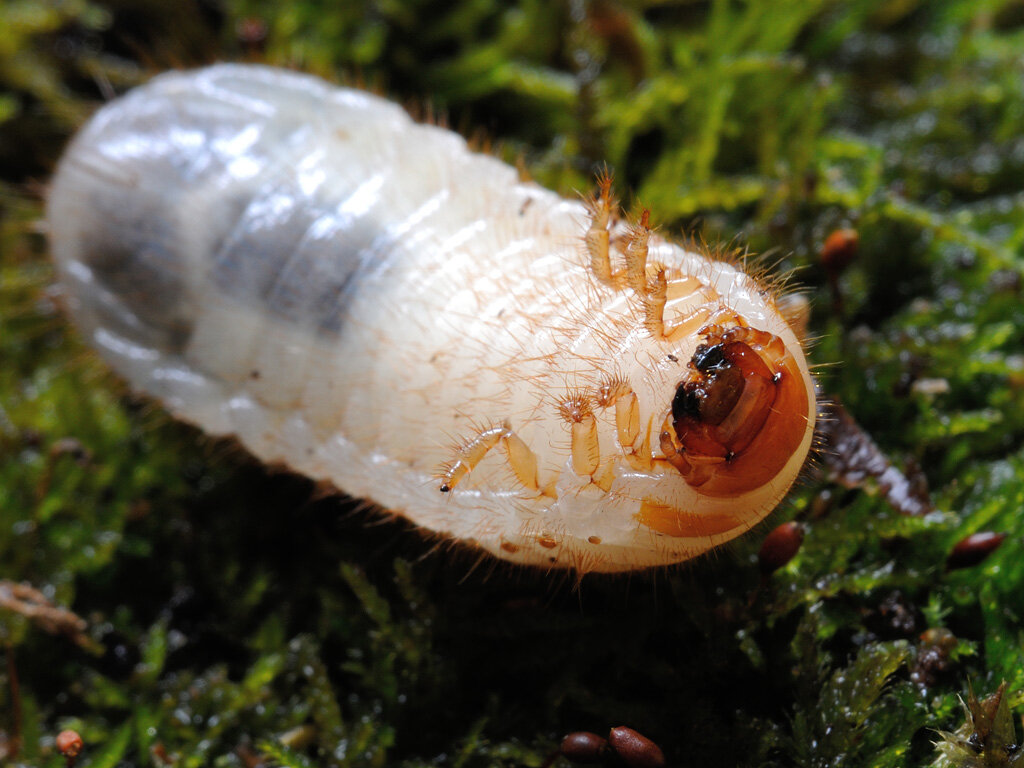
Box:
3;1;1024;766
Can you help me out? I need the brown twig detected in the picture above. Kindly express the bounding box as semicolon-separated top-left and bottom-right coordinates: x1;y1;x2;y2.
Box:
815;400;933;517
0;581;95;650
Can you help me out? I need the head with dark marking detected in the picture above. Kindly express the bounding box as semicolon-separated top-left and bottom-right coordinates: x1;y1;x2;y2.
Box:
659;325;812;498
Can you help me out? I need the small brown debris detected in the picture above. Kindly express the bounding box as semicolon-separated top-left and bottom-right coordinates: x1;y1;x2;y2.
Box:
866;590;923;639
608;726;665;768
911;627;958;690
49;437;92;466
151;741;174;765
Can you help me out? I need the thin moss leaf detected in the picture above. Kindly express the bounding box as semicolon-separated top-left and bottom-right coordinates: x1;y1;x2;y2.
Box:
82;719;133;768
134;619;169;685
791;640;913;768
340;564;391;628
242;652;286;698
258;739;317;768
287;635;346;763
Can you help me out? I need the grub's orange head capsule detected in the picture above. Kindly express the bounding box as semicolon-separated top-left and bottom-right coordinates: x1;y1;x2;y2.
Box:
665;326;811;498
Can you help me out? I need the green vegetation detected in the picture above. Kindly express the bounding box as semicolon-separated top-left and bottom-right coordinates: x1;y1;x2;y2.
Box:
2;1;1024;765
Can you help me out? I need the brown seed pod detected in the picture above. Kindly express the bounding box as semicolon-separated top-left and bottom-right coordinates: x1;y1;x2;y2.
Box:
820;228;859;273
608;726;666;768
560;731;611;763
820;228;859;316
946;531;1006;571
235;17;268;55
56;729;83;758
758;521;806;575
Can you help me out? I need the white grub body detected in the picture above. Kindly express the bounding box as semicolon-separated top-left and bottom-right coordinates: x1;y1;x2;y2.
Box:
47;64;815;573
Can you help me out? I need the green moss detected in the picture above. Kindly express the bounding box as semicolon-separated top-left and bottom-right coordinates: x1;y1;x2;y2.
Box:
3;0;1024;766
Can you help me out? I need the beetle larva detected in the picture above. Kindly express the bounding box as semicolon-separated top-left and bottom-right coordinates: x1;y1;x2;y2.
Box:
47;64;816;573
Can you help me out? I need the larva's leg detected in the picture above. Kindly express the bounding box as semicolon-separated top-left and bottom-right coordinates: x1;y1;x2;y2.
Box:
593;460;617;492
559;396;600;477
623;210;650;295
584;172;655;298
439;422;540;494
595;377;640;449
666;307;713;343
706;306;744;328
659;420;690;476
644;268;669;338
585;173;616;287
502;430;541;493
623;424;656;473
643;268;716;342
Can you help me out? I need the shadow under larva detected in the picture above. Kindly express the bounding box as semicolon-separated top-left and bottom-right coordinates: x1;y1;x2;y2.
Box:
47;63;816;573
